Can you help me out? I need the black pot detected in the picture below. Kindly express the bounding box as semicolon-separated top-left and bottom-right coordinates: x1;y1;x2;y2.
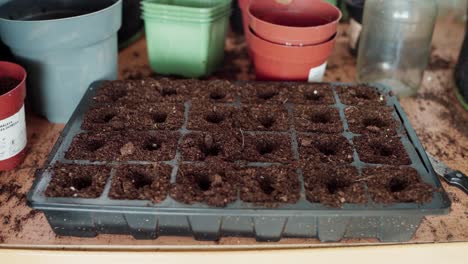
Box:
118;0;143;48
0;40;13;61
455;13;468;105
345;0;365;57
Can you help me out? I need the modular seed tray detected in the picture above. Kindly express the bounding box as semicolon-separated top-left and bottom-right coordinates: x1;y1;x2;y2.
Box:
28;80;450;242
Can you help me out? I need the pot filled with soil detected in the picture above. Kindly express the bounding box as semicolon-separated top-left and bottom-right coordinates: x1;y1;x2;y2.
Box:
0;61;27;171
248;0;341;46
246;27;337;81
0;0;122;123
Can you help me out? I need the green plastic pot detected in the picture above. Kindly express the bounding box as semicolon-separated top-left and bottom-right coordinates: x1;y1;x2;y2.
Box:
142;5;230;19
142;0;230;15
142;8;230;22
143;11;229;77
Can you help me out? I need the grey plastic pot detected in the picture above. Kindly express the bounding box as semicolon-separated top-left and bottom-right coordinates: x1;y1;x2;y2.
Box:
0;0;122;123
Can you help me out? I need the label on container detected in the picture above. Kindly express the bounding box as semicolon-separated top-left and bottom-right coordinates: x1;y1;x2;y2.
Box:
0;106;27;161
348;18;363;50
308;62;328;82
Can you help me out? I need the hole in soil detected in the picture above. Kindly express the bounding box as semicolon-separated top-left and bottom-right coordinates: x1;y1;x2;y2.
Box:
86;140;104;152
356;92;371;100
310;112;331;124
161;87;177;96
256;140;276;155
101;113;116;123
200;143;222;157
209;89;226;100
317;144;337;156
326;178;347;194
143;138;161;151
153;112;168;123
257;89;278;100
131;172;153;189
70;176;92;190
259;176;275;195
304;91;324;101
195;173;212;191
258;115;276;128
363;117;387;128
110;89;127;101
388;178;407;193
375;144;393;157
205;112;225;124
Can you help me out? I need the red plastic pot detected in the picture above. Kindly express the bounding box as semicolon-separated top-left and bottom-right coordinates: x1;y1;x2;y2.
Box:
239;0;250;34
0;61;27;171
246;27;337;81
248;0;341;46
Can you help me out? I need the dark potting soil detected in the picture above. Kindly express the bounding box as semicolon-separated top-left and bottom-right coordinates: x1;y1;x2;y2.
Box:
187;104;238;131
45;164;110;198
170;163;239;207
345;106;399;135
189;80;239;103
179;131;243;162
293;105;343;133
242;134;294;163
82;103;185;132
239;166;300;204
0;77;20;96
354;136;411;165
239;82;290;104
66;131;179;162
297;134;354;164
338;85;387;106
109;164;171;203
238;104;289;131
289;83;336;105
303;165;367;207
363;167;434;204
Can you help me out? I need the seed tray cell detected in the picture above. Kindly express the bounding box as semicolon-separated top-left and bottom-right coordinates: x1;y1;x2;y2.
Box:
28;80;450;242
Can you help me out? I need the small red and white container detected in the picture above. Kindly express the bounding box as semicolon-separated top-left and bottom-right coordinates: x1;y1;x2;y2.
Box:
0;61;27;171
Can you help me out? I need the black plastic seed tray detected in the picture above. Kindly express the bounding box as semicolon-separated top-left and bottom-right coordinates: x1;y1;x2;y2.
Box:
28;80;450;242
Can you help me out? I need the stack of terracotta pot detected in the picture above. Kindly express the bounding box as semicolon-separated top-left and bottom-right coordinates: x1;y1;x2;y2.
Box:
240;0;341;82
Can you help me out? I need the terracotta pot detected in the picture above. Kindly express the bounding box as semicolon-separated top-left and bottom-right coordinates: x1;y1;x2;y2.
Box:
238;0;250;35
246;27;337;81
0;61;27;171
248;0;341;46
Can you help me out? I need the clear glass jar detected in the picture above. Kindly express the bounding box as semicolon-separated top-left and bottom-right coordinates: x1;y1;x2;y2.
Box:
357;0;438;96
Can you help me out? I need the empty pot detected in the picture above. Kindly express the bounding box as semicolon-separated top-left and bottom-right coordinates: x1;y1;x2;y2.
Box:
246;27;337;81
248;0;341;46
0;0;122;123
0;61;27;171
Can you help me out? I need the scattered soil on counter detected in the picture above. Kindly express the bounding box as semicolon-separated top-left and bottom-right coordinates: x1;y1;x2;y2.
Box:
303;165;367;207
364;167;434;204
345;106;399;135
170;163;239;207
293;105;343;133
354;136;411;165
180;131;243;162
289;83;336;105
242;134;293;163
187;104;238;131
238;104;289;131
240;166;300;204
109;164;171;203
45;164;110;198
428;54;452;71
338;85;387;106
298;133;354;164
0;77;20;96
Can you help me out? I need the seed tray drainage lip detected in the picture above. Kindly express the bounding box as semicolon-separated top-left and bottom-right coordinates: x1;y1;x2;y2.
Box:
27;81;451;242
